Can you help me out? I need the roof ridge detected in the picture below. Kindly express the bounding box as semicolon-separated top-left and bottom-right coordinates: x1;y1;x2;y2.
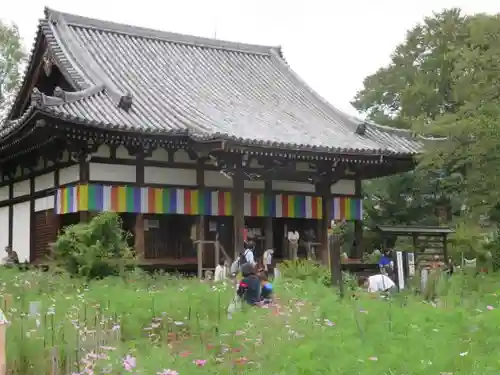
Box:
44;7;280;56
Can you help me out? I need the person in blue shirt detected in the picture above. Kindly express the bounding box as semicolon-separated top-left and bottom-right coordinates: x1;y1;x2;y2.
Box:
258;271;274;304
379;249;394;280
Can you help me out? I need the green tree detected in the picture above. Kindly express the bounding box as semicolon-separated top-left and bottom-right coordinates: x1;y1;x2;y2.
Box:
0;21;25;120
353;9;500;225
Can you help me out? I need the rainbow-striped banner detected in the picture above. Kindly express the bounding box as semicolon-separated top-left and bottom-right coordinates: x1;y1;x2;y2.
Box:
243;192;322;219
56;184;361;220
332;197;363;220
56;185;232;216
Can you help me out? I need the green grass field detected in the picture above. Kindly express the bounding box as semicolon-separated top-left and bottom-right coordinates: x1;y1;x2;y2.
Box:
3;268;500;374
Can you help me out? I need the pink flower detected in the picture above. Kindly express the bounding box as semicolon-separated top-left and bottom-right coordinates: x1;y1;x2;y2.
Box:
487;305;494;310
157;370;179;375
123;355;136;372
193;359;207;367
368;356;378;361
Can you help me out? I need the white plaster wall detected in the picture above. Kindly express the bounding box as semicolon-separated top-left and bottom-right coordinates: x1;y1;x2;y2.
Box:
93;144;111;158
35;195;55;212
115;146;135;159
244;180;265;189
173;149;195;163
13;179;30;198
59;165;80;185
145;167;197;186
272;181;315;193
89;163;136;183
12;201;30;263
0;207;9;253
35;172;55;192
331;180;355;195
148;148;169;162
295;162;316;172
204;170;233;188
0;186;9;202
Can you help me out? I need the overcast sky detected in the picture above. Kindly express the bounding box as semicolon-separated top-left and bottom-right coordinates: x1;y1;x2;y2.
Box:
2;0;499;116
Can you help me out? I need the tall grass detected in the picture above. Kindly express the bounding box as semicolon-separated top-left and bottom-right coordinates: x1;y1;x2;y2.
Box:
2;268;500;374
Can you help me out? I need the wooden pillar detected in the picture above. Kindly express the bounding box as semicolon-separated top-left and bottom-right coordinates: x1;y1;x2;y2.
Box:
79;154;90;223
318;182;333;265
29;173;35;262
196;160;206;268
353;177;363;258
7;177;13;248
134;215;145;259
135;152;145;259
232;160;245;259
264;180;273;250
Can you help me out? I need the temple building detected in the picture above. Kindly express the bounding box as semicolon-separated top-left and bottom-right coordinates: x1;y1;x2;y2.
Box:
0;8;422;269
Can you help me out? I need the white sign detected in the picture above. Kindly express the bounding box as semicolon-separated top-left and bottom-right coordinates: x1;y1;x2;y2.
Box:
396;251;405;290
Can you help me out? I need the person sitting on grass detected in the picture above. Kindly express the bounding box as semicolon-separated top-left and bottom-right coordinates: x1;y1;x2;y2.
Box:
236;263;261;306
358;274;397;295
258;271;274;304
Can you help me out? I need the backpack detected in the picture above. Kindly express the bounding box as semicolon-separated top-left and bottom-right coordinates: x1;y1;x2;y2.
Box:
239;250;249;267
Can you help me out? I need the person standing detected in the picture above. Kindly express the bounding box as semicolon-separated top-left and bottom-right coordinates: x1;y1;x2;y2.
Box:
287;229;300;260
262;248;274;279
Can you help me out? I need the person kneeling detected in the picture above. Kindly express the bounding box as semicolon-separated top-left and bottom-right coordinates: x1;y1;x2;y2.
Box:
258;272;274;304
237;263;261;306
359;274;397;295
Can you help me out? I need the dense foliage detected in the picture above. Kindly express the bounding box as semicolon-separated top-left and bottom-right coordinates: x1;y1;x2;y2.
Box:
354;8;500;258
0;21;25;121
52;212;135;279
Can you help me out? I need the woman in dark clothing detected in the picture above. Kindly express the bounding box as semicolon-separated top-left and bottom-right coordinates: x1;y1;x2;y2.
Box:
237;263;261;305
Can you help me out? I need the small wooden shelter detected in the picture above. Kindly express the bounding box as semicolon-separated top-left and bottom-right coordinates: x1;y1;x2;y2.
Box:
0;8;423;271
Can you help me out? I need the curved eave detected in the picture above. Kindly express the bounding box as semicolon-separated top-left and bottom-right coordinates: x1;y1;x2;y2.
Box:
12;106;419;160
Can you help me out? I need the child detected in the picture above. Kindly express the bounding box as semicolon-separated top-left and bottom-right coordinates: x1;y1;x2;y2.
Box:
258;272;274;304
214;259;227;282
236;263;261;306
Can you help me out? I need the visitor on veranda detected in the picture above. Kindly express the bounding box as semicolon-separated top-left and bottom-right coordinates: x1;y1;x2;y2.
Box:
359;274;397;294
236;263;261;306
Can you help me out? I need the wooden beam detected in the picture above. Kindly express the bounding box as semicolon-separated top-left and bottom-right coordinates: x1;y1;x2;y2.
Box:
232;158;245;259
353;177;363;258
134;152;145;260
264;180;273;250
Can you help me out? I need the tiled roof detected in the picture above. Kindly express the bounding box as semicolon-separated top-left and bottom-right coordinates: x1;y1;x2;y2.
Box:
5;8;425;155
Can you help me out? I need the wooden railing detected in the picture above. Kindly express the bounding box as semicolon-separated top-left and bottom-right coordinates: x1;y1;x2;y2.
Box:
194;240;220;279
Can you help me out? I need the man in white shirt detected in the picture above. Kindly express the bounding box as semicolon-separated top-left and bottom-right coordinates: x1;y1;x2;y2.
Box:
287;230;300;260
262;248;274;278
359;274;397;294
